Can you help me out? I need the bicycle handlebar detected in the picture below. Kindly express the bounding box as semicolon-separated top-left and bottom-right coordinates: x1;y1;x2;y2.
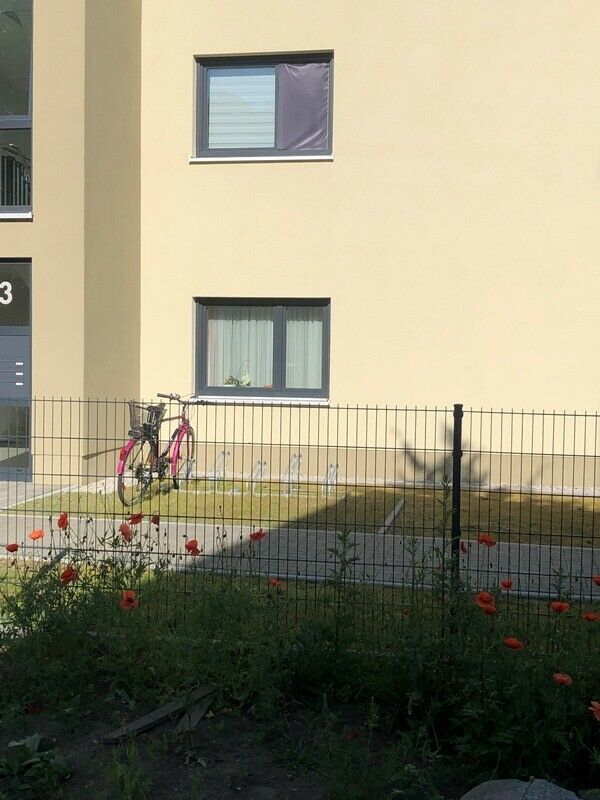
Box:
156;392;210;405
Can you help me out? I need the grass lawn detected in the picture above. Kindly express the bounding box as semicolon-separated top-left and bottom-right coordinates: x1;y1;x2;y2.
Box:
15;479;404;535
3;562;595;641
0;562;433;642
11;478;600;546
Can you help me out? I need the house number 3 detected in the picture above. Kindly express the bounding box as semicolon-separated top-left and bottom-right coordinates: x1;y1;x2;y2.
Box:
0;281;13;305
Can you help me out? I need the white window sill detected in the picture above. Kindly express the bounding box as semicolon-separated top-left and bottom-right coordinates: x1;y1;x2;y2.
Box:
191;396;330;406
189;154;334;164
0;211;33;221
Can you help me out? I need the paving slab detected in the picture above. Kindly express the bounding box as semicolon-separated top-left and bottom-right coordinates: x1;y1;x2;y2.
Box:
0;510;598;600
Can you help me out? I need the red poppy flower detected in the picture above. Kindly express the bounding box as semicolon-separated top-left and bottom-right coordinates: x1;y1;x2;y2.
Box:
249;528;267;542
553;672;573;686
59;566;78;586
582;611;600;623
25;704;43;715
5;543;18;553
28;529;44;541
477;533;497;547
127;513;143;525
119;589;138;610
500;579;513;590
504;636;525;650
185;539;201;555
480;602;498;616
593;575;600;587
119;523;133;542
549;601;570;614
460;540;468;555
151;514;160;527
268;577;283;588
590;701;600;721
57;512;69;530
474;590;494;608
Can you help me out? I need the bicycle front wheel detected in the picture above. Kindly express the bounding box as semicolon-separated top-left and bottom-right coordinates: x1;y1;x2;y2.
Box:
118;439;155;507
172;428;195;490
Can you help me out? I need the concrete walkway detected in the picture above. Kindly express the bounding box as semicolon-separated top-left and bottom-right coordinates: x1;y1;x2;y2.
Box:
1;511;598;601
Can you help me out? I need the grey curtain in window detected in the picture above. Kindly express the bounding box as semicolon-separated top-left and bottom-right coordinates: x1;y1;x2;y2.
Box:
276;62;330;151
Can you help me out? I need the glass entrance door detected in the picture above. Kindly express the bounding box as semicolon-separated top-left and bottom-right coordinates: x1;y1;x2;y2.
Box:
0;260;31;479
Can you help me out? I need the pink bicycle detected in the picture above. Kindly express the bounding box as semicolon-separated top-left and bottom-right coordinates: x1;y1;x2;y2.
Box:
117;393;195;507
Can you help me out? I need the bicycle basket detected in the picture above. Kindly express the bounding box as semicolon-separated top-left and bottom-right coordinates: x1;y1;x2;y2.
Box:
128;401;166;437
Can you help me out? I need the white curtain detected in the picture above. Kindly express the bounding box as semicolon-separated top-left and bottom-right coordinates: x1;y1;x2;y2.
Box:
285;307;323;389
207;306;273;388
207;66;276;149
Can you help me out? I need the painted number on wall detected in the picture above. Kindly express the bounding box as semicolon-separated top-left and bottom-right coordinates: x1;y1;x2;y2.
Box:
0;281;13;305
0;265;30;326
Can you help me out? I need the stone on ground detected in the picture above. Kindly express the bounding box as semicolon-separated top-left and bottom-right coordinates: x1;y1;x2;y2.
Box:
460;778;579;800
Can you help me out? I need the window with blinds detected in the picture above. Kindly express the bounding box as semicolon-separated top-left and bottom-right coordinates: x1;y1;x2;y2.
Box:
196;53;333;158
207;66;276;150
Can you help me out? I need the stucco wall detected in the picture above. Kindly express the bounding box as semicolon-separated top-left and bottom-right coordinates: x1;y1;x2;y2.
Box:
140;0;600;410
84;0;141;401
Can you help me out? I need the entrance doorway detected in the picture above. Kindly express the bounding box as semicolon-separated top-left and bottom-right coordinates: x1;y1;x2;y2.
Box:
0;260;31;479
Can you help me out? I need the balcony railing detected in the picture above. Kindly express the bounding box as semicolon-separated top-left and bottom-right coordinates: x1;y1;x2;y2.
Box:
0;142;31;209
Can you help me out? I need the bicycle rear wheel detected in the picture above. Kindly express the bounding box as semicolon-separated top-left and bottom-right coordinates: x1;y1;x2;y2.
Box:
172;428;195;490
118;439;155;506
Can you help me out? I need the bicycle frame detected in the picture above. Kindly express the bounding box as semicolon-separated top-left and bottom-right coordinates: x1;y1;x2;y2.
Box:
117;402;192;479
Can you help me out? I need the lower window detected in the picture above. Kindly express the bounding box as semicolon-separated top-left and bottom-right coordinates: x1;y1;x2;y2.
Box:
195;299;330;399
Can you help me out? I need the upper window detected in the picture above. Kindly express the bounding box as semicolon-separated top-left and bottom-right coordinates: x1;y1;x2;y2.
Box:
196;299;330;399
0;0;32;212
195;53;333;158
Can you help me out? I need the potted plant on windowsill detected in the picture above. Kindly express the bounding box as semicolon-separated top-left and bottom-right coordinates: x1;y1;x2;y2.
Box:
223;370;251;388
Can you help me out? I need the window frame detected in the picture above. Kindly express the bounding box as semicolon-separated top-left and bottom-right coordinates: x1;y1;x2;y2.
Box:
195;52;333;159
0;0;33;214
195;297;331;399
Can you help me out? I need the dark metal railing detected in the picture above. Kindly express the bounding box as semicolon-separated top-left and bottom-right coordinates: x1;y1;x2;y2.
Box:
0;398;598;634
0;143;31;208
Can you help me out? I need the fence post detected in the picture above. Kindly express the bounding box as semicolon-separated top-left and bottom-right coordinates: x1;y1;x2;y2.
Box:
451;403;464;592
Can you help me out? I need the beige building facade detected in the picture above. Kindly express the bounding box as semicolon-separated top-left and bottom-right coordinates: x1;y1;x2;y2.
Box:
139;0;600;412
1;0;600;481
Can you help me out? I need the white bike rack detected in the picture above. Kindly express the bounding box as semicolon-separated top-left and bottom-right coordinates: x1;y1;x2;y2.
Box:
251;459;268;495
283;453;302;497
209;450;230;486
321;463;339;496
